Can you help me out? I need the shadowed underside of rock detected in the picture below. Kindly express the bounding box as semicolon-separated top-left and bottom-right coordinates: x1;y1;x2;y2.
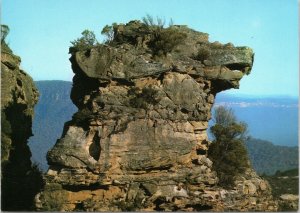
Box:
36;21;277;211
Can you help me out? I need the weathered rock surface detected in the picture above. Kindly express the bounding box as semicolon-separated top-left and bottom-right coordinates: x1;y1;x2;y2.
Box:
1;43;42;210
279;194;299;211
36;21;277;211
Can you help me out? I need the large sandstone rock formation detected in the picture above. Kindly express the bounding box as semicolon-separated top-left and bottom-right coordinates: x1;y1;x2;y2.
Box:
1;42;42;210
36;21;277;211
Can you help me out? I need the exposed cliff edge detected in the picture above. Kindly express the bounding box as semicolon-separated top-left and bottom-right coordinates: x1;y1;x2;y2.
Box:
36;21;277;211
1;41;42;210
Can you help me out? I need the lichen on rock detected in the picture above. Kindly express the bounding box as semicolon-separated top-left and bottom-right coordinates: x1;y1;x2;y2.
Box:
36;20;277;211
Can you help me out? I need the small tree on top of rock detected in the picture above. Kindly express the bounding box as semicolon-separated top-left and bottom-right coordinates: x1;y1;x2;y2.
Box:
148;27;187;56
208;106;250;188
1;24;9;42
101;23;118;44
1;24;12;53
69;29;97;54
142;14;166;28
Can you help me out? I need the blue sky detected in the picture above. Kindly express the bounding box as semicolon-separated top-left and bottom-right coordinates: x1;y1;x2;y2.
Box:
2;0;299;96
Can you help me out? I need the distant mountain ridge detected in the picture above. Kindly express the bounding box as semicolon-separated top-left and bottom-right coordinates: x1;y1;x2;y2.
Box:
28;81;298;173
29;81;77;171
245;138;298;175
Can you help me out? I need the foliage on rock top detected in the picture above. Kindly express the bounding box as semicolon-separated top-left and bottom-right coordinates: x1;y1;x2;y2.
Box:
1;24;9;42
70;16;187;56
69;30;98;54
1;24;13;54
101;23;117;44
193;45;211;62
148;26;187;56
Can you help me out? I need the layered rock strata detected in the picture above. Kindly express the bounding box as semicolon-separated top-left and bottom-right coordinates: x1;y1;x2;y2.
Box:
36;21;277;211
1;44;42;210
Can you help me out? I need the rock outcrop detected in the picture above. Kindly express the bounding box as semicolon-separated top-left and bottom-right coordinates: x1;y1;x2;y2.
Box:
1;42;42;210
36;21;277;211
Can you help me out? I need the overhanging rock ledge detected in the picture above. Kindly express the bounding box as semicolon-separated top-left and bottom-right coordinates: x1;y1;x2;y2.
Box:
36;21;276;211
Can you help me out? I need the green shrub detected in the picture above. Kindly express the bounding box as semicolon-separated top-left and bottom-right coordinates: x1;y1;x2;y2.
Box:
148;27;187;56
142;14;174;28
68;18;186;57
141;15;187;56
69;30;97;54
80;17;186;56
193;46;211;62
40;184;68;211
208;106;250;188
142;14;166;28
102;16;184;56
101;23;117;44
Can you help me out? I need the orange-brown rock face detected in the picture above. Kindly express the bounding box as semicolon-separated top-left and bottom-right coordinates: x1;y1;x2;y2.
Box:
35;21;277;211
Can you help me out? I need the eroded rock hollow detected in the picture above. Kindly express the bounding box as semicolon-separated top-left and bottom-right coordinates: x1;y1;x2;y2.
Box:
36;21;277;211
